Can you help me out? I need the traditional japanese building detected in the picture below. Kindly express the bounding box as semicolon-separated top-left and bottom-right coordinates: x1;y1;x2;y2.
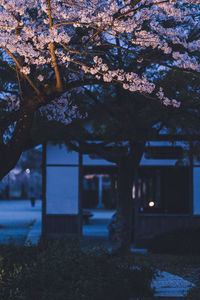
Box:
42;137;200;246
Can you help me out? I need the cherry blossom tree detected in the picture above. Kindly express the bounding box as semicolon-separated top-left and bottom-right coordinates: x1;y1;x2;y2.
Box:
30;67;200;254
0;1;199;184
57;67;199;254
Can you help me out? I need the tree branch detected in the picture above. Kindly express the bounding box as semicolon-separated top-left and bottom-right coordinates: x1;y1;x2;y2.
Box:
2;46;41;96
99;43;200;78
47;0;63;92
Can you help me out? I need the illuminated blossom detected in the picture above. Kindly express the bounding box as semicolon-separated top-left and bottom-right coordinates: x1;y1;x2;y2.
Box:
0;0;199;120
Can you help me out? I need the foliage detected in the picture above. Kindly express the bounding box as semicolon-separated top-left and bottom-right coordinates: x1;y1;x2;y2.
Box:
146;227;200;255
0;0;199;181
0;0;199;126
0;239;155;300
0;0;199;255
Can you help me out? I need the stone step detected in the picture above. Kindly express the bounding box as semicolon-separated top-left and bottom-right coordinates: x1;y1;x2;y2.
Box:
151;271;195;297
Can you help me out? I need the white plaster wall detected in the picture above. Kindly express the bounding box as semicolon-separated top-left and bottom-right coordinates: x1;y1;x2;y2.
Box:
46;166;79;214
193;167;200;215
46;143;78;165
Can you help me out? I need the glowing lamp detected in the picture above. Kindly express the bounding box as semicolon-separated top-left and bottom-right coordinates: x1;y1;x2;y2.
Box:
148;201;155;207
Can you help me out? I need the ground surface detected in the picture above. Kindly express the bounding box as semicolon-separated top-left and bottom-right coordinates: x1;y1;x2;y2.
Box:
0;200;41;244
133;253;200;298
0;201;199;298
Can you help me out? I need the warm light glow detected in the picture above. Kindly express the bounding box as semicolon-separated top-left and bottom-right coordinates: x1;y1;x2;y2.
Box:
149;201;155;207
25;168;30;174
84;174;96;179
132;186;135;199
84;174;109;179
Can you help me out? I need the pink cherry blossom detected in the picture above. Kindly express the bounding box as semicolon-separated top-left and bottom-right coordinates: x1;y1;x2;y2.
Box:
0;0;199;121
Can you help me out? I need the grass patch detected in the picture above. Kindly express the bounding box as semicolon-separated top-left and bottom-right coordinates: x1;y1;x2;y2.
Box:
0;239;155;300
133;252;200;276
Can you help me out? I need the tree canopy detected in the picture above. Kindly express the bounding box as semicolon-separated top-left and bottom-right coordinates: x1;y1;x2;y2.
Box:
0;0;199;180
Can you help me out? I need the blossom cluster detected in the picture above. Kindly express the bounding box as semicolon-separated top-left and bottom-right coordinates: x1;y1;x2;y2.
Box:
82;56;156;94
156;88;181;108
0;0;199;116
39;91;86;124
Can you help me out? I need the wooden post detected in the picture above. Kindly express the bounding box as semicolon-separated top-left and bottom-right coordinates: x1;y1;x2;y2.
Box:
42;142;47;237
133;170;139;247
189;141;194;216
78;152;83;237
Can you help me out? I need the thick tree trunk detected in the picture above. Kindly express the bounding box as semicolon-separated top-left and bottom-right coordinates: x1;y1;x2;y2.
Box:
110;156;135;254
110;142;145;255
0;108;34;181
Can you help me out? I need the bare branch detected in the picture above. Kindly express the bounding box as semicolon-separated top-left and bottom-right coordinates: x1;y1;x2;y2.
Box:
47;0;63;92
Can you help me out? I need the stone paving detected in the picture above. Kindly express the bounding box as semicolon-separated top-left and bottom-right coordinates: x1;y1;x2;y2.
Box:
151;271;195;297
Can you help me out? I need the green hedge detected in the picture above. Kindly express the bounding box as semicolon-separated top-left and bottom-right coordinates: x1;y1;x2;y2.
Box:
147;227;200;255
0;240;155;300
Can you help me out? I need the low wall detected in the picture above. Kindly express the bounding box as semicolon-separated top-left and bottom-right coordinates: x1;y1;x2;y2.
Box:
44;214;81;238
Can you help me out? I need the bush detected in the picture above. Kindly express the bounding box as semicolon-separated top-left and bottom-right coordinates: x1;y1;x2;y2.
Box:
146;227;200;255
0;239;154;300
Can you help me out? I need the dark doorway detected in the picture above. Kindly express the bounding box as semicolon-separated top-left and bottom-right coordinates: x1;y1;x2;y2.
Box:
82;166;117;209
138;166;190;214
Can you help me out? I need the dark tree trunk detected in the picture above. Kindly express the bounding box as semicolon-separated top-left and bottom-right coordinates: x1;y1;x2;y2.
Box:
110;142;145;255
0;108;34;181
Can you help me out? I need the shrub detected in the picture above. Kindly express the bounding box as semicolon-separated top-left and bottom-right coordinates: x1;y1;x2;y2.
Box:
146;227;200;255
0;239;154;300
